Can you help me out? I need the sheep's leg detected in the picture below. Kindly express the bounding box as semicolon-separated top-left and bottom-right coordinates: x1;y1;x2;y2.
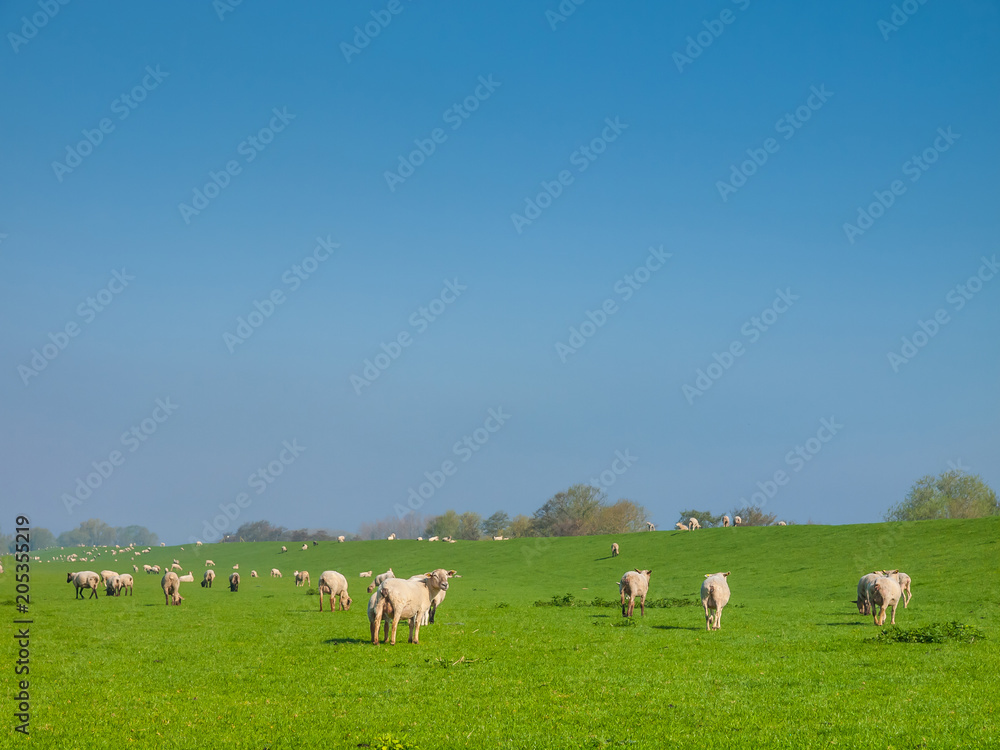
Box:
318;590;325;612
409;616;419;644
428;602;437;624
703;602;711;631
889;603;896;625
639;594;645;617
389;612;402;646
716;608;723;630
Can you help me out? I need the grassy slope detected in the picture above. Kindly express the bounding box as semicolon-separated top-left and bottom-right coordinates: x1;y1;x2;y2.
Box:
3;517;999;749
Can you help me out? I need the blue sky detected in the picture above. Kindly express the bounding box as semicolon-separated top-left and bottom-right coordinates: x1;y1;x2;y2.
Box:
2;1;997;543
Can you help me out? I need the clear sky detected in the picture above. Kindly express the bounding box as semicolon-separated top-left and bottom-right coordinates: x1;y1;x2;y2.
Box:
2;1;997;543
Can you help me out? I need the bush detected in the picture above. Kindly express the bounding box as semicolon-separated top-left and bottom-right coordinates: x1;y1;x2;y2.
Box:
869;621;984;644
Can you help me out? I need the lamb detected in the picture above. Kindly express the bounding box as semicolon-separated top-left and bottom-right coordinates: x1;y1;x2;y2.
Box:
196;541;202;546
856;573;879;615
104;575;120;597
688;517;701;530
387;533;396;541
734;516;742;526
161;572;183;605
281;546;287;553
170;563;182;571
370;568;451;645
150;565;161;574
722;515;731;527
117;574;134;596
367;588;393;643
271;568;282;578
878;570;913;608
229;572;240;592
646;522;655;531
178;571;195;583
428;536;439;542
250;570;258;578
317;571;352;612
367;568;395;594
338;536;345;543
232;564;239;570
619;569;652;617
201;570;216;588
359;570;373;578
68;571;100;599
100;570;118;585
301;543;308;551
611;542;619;557
173;558;180;565
294;570;310;587
205;560;215;567
701;572;731;631
132;564;138;572
872;575;902;626
675;522;689;531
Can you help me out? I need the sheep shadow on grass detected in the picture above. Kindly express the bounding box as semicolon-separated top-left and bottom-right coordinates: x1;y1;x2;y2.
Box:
652;625;701;632
323;637;369;645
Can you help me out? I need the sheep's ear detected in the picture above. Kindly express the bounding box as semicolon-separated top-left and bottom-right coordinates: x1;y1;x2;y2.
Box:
723;571;731;577
448;569;457;576
704;574;711;578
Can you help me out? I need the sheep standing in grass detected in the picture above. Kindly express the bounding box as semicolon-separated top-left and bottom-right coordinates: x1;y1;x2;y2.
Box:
171;563;182;571
734;516;742;526
778;521;787;526
271;568;282;578
611;543;619;558
294;570;310;587
367;568;395;594
132;564;138;572
281;546;287;553
104;575;120;597
68;571;100;599
100;570;118;586
675;522;689;531
318;571;352;612
205;560;215;567
701;572;731;631
619;569;652;617
723;515;731;527
371;568;451;645
422;569;457;625
229;572;240;592
143;564;152;574
117;574;134;596
151;565;161;574
856;573;879;615
161;572;183;605
250;570;258;578
367;589;393;643
202;570;216;588
878;570;913;608
338;535;345;542
872;575;902;626
688;518;702;530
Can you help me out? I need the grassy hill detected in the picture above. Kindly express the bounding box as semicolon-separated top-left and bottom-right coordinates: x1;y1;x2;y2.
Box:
4;517;998;748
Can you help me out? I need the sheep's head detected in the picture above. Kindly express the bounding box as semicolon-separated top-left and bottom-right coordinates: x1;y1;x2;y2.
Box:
340;592;353;610
171;593;183;605
67;572;76;583
428;569;450;591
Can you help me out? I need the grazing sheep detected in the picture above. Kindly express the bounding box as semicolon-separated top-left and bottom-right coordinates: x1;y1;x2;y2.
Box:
229;572;240;592
301;544;308;551
646;522;655;531
271;568;282;578
359;570;373;578
367;568;395;594
294;570;310;587
104;575;120;597
778;521;787;526
337;536;345;543
99;570;118;585
68;571;100;599
132;564;138;572
205;560;215;567
161;572;182;605
701;572;732;631
250;570;258;578
722;515;731;527
619;569;652;618
872;575;902;626
688;517;702;530
422;569;457;625
734;516;742;526
856;573;879;615
178;572;195;583
170;563;182;571
896;571;913;608
173;559;180;565
313;541;319;546
371;568;451;645
281;546;287;553
428;536;439;542
675;522;689;531
116;574;134;596
318;571;352;612
151;565;161;574
196;541;203;546
611;542;620;558
201;570;216;588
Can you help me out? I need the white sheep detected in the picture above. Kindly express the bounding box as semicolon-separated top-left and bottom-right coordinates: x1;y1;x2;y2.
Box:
132;564;138;572
337;536;345;543
271;568;282;577
421;569;457;625
367;588;393;643
701;572;731;631
173;558;180;565
387;533;396;541
688;517;702;530
619;569;652;617
178;571;195;583
196;541;203;546
722;515;731;527
99;570;118;585
229;572;240;592
250;570;258;578
734;516;742;526
646;522;655;531
117;574;134;596
201;570;216;588
778;521;787;526
205;560;215;567
872;575;902;626
428;536;439;542
675;522;689;531
856;573;880;615
367;568;395;594
370;568;451;645
878;570;913;608
104;575;120;597
294;570;310;587
170;563;182;571
359;570;373;578
301;543;308;551
611;542;619;557
232;564;239;570
161;572;183;605
281;546;287;553
318;571;352;612
151;565;161;574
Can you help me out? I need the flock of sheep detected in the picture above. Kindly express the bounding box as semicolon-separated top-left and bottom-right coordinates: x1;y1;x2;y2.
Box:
673;515;788;531
855;569;913;626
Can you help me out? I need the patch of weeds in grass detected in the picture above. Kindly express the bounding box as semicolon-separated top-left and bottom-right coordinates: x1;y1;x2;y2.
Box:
426;656;485;668
534;593;578;607
869;621;985;644
537;594;697;609
0;599;15;607
612;619;638;628
360;733;420;749
495;601;509;609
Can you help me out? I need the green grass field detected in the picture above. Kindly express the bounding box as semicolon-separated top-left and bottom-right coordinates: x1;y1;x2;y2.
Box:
4;518;999;749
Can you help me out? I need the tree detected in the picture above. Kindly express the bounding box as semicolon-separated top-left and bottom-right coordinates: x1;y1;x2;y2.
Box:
730;506;777;527
425;510;461;539
677;509;724;529
507;514;533;538
29;527;58;551
482;511;510;537
113;525;158;546
58;519;116;547
885;470;998;521
532;484;605;537
589;499;649;534
458;512;483;540
235;520;287;542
